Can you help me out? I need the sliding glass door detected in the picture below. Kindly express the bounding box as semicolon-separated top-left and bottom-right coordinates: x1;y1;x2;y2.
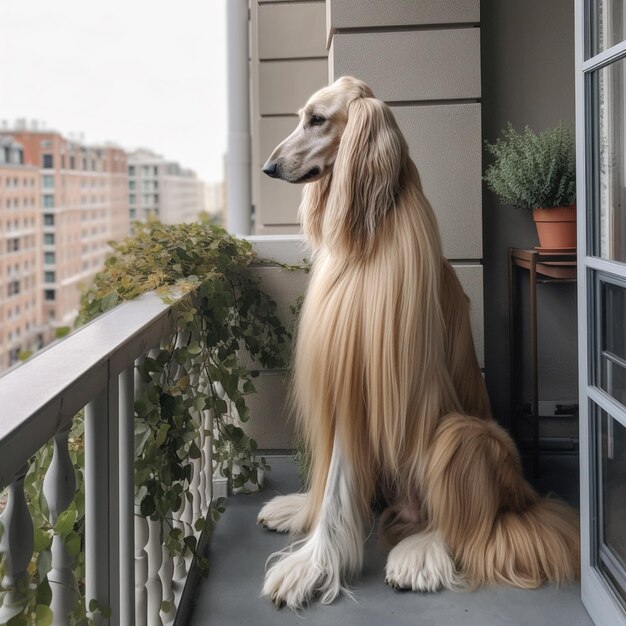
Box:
576;1;626;623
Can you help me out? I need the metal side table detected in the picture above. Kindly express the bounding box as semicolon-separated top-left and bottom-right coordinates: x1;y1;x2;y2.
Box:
507;247;577;476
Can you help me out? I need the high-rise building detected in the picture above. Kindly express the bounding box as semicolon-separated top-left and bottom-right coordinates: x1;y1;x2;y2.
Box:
1;128;130;331
127;149;205;225
0;137;42;368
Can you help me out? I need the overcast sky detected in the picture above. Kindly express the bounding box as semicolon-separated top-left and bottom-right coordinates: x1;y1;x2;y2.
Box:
0;0;227;184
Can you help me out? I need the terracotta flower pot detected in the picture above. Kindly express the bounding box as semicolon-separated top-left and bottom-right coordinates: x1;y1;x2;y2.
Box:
532;204;576;250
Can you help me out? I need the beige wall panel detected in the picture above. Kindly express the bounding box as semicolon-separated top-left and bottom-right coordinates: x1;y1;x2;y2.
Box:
258;175;304;224
259;2;327;60
330;29;481;101
327;0;479;39
392;104;482;260
453;264;484;368
258;116;299;166
248;235;309;265
259;59;328;115
252;265;310;329
245;371;296;450
255;224;302;235
240;264;310;370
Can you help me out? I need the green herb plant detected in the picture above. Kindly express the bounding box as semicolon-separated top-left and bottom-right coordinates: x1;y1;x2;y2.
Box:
484;122;576;210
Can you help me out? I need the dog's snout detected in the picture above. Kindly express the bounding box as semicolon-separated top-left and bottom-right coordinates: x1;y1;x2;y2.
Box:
263;162;280;178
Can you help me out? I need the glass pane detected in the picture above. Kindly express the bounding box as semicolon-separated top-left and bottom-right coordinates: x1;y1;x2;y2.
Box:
593;0;626;56
600;279;626;408
593;58;626;262
598;410;626;604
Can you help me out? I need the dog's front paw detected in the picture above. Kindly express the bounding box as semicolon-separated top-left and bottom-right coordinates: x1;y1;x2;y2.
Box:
385;530;463;592
262;546;326;609
257;493;309;534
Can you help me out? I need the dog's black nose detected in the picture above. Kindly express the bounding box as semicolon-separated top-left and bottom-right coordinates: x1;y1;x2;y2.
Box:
263;162;280;178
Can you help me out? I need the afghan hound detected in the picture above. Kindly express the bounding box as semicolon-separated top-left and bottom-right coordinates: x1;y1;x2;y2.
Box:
257;76;579;609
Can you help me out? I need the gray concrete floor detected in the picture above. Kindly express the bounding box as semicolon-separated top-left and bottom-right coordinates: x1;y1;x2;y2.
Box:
187;455;592;626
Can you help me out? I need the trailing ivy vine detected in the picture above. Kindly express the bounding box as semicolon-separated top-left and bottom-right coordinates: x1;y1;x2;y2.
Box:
0;222;291;625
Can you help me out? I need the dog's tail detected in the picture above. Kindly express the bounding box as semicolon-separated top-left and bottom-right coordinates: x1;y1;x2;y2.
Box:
426;414;579;589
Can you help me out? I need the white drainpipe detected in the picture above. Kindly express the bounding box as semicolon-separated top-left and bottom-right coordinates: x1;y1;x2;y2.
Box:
226;0;252;235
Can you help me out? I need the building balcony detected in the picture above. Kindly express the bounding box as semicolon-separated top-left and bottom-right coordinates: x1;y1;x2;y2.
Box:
0;236;591;625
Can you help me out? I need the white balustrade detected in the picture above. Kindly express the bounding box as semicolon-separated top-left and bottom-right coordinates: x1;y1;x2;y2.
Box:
134;509;149;626
159;545;175;625
42;422;78;626
119;366;135;626
146;518;164;626
172;502;188;585
0;464;34;623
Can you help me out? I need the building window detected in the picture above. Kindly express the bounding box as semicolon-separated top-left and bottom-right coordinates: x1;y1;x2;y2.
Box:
129;180;136;190
7;280;20;296
129;193;136;205
70;155;75;169
42;175;54;189
44;271;55;283
42;154;54;169
44;233;55;245
7;238;19;252
44;213;55;226
44;251;55;264
128;165;135;176
44;289;56;301
43;195;55;208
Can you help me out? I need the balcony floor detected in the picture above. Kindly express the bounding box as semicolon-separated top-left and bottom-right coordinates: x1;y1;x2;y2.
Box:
188;455;592;626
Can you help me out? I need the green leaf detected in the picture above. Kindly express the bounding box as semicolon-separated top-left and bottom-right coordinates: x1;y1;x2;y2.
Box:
156;423;170;447
140;495;156;517
55;508;76;538
35;605;53;626
34;527;52;552
189;441;201;460
64;530;81;557
37;549;52;579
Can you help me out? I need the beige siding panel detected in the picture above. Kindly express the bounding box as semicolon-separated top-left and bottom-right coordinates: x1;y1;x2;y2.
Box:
327;0;479;37
258;175;304;224
259;59;328;115
258;116;299;166
252;265;309;329
241;264;310;370
453;264;484;368
245;371;296;450
255;224;302;235
259;2;327;60
330;29;481;100
392;104;482;260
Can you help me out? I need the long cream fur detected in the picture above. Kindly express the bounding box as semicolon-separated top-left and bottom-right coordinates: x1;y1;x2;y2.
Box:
258;76;579;609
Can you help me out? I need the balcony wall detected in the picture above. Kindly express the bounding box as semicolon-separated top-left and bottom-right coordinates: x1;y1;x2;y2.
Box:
250;0;328;234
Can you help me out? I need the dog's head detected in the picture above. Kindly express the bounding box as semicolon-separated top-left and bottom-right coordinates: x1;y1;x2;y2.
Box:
263;76;408;254
262;76;375;184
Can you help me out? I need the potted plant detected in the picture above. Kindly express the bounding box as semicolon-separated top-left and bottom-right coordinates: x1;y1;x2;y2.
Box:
484;122;576;250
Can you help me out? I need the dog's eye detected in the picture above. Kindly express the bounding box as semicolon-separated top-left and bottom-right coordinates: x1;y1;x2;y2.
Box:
309;114;326;127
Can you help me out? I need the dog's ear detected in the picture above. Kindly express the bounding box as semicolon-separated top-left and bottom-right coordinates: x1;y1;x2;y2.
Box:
325;97;406;254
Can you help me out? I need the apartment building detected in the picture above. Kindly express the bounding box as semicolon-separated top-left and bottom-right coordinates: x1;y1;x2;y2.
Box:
127;149;205;225
0;137;42;369
1;128;130;330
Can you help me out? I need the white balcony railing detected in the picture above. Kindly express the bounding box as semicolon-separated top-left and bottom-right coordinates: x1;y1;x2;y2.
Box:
0;236;307;626
0;289;214;625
